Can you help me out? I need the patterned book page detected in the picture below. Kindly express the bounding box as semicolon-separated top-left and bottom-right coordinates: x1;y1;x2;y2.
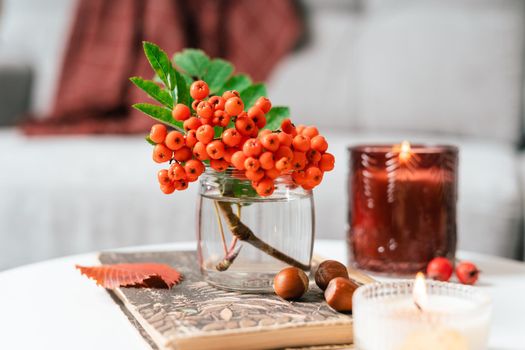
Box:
100;251;353;350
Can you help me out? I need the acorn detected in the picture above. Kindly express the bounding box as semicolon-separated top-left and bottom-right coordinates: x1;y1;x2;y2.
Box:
315;260;349;290
273;267;309;300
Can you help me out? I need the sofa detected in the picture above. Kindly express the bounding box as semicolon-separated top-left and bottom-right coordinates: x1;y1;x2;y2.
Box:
0;0;524;270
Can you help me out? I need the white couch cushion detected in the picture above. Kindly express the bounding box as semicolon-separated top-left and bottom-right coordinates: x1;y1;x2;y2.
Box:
269;0;525;143
0;128;521;269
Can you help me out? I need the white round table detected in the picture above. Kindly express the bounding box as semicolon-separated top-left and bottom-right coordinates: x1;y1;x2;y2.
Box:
1;240;524;350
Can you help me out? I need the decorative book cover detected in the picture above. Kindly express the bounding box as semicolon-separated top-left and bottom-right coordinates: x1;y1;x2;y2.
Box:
99;251;353;350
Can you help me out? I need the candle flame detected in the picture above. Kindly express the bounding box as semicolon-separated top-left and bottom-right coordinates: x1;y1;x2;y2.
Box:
413;272;428;311
399;140;411;162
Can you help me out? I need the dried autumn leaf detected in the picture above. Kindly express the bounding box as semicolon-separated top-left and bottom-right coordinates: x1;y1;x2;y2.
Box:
76;263;183;289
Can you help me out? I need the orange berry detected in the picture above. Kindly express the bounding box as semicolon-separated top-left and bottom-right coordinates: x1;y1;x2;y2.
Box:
301;183;315;191
275;157;291;172
248;106;266;128
150;124;167;144
222;90;240;100
256;177;275;197
174;178;189;190
185;159;205;179
190;80;209;100
185;130;198;148
305;166;323;186
292;135;311;152
152;144;172;163
319;153;335;172
157;169;171;185
244;157;260;171
280;118;296;135
259;129;272;138
165;130;185;151
296;124;306;135
245;169;264;182
168;163;186;181
173;146;192;162
193;141;209;161
213;110;230;127
235;115;256;136
292;170;307;185
277;132;293;147
225;97;244;116
291;151;307;170
183;117;202;131
306;149;322;164
243;138;263;157
206;140;225;160
275;146;294;161
160;183;176;194
222;128;242;147
231;151;247;170
260;133;280;152
255;96;272;113
191;99;200;111
172;104;191;121
265;167;280;179
302;126;319;139
210;159;229;172
223;147;238;163
196;124;214;144
209;96;226;111
196;101;213;119
259;152;275;170
311;135;328;153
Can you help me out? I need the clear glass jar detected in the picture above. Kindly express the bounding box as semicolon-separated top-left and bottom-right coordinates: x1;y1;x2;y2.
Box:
197;168;314;292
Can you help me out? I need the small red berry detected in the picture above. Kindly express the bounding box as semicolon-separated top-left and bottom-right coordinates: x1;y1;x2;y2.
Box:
185;130;198;148
165;130;185;151
235;115;256;136
174;178;189;190
244;157;260;171
157;169;171;185
426;257;453;282
231;151;247;170
248;106;266;128
183;117;202;131
152;144;172;163
206;140;225;160
259;152;275;170
275;157;291;172
293;135;311;152
196;124;214;144
319;153;335;172
168;163;186;181
196;101;213;119
160;183;176;194
280;119;296;135
149;124;167;144
277;132;293;147
265;167;280;179
311;135;328;153
213;110;230;127
291;151;307;170
222;128;242;147
172;104;191;121
210;159;229;172
306;149;322;164
190;80;209;100
243;138;263;157
193;141;209;161
173;147;192;162
185;159;205;181
275;146;294;161
255;96;272;113
456;261;480;285
225;97;244;116
302;126;319;139
208;96;226;111
222;90;240;100
256;177;275;197
305;166;323;186
260;133;280;152
245;169;264;182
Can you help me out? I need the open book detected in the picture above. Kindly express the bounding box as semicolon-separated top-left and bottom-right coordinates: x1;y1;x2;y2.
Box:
100;250;353;350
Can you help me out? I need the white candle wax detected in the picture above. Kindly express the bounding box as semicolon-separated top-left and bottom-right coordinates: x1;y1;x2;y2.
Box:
353;282;492;350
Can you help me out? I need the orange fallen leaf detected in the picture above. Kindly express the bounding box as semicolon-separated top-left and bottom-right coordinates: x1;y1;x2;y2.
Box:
76;263;183;289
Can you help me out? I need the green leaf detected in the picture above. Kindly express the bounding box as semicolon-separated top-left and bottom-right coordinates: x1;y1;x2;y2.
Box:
264;106;290;131
239;84;267;109
213;126;223;138
145;135;156;145
231;178;258;198
130;77;173;108
174;71;190;106
219;74;252;95
133;103;184;132
143;42;176;91
173;49;210;78
203;59;234;93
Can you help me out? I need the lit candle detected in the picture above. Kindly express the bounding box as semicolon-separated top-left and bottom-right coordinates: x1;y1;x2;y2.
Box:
348;143;459;274
352;275;492;350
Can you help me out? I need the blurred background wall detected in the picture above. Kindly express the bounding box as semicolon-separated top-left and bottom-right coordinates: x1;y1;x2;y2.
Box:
1;0;524;270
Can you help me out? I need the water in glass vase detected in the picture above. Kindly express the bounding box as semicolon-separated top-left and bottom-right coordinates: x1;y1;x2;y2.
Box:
197;192;314;293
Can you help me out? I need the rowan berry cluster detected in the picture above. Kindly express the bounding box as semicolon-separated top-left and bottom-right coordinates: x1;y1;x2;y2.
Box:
149;80;335;196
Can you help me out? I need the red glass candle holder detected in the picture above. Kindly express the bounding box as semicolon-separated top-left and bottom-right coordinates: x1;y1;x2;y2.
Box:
348;143;458;275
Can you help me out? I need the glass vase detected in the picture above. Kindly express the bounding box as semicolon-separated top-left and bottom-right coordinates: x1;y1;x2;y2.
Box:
197;168;315;292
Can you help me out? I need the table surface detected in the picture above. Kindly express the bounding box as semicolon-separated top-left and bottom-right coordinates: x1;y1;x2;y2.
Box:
1;240;524;350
